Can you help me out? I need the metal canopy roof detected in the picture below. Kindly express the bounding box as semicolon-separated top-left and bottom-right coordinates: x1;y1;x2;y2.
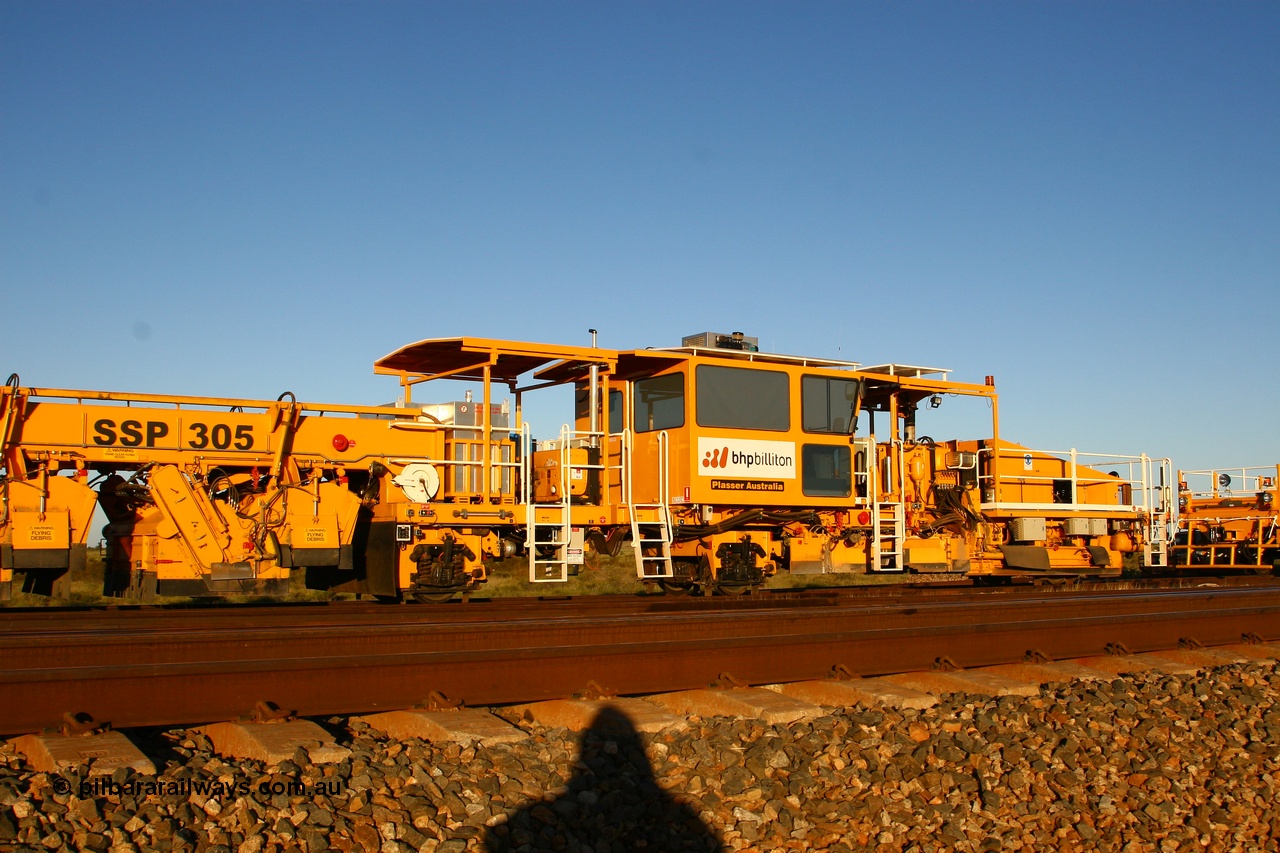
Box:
533;349;694;383
859;363;950;380
647;346;861;369
374;337;616;384
374;338;993;400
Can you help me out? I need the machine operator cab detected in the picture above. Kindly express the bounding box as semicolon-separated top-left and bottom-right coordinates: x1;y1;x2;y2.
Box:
371;332;1170;595
613;335;872;510
541;330;1013;590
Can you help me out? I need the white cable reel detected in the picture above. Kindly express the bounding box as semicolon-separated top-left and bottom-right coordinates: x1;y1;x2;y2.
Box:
393;462;441;503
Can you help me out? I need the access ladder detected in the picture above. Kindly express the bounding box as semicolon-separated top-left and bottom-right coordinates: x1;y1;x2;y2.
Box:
630;503;674;579
524;424;613;582
623;429;674;579
523;425;570;583
873;501;905;572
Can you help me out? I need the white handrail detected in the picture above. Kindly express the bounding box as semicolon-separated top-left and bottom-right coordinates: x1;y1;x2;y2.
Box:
1180;465;1280;499
978;446;1161;512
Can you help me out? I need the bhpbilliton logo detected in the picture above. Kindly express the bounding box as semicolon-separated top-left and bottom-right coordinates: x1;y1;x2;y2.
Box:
702;447;729;468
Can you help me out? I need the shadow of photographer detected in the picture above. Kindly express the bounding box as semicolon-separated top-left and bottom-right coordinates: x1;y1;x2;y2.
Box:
483;705;724;853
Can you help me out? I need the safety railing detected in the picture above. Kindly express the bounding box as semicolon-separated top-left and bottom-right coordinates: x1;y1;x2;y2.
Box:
388;415;520;504
977;447;1171;517
1167;533;1279;569
851;437;874;503
1180;465;1280;500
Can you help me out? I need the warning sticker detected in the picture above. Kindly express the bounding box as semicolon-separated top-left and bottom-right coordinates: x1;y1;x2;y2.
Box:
710;479;786;492
303;528;331;544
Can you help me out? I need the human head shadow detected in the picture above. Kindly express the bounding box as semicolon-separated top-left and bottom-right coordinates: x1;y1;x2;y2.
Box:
483;705;724;853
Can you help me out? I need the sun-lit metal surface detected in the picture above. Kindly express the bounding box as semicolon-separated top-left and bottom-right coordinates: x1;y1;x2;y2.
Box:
2;585;1279;735
373;337;616;384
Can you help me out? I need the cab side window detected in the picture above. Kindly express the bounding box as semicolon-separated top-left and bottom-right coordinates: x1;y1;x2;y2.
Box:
695;365;789;431
802;375;862;434
608;389;624;434
802;444;852;497
634;374;684;432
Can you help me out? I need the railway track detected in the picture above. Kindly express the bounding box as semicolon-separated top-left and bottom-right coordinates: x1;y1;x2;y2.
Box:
3;583;1280;735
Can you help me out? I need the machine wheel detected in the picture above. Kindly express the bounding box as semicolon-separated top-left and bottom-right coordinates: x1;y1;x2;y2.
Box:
1250;562;1275;577
1033;577;1072;587
412;591;456;603
658;580;696;595
714;582;753;596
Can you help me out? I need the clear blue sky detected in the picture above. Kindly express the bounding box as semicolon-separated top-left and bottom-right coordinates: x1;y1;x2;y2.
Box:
3;2;1276;473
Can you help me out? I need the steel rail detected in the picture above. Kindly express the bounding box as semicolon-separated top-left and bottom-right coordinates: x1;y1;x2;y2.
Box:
2;586;1279;734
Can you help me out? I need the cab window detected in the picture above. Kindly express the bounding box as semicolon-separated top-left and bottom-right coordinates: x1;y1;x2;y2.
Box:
608;389;623;434
802;375;863;434
695;365;789;431
634;374;684;432
802;444;852;497
574;386;626;434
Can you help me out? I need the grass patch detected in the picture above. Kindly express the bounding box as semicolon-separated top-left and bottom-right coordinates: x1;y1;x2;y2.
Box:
3;545;904;607
1;551;342;608
5;551;110;608
481;549;643;598
482;547;904;597
763;570;909;590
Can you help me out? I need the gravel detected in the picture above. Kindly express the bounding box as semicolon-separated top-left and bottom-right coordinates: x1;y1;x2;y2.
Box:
2;661;1279;852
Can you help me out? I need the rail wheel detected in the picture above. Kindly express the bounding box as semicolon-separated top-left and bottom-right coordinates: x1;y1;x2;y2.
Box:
714;582;753;596
412;591;456;603
659;557;705;596
1033;577;1072;587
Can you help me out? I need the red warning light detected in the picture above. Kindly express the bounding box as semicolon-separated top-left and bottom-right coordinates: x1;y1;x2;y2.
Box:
332;435;350;452
856;511;871;525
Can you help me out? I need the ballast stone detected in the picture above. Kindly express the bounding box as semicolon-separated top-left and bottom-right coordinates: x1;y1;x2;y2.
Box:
356;708;528;746
8;730;156;776
199;720;351;766
3;661;1280;852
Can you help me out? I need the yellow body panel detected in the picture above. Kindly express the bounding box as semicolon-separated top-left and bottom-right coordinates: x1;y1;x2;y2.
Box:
0;382;508;599
0;333;1176;600
1172;465;1279;570
10;511;71;550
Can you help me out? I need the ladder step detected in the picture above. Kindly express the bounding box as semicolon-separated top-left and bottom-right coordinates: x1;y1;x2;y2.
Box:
629;502;674;580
